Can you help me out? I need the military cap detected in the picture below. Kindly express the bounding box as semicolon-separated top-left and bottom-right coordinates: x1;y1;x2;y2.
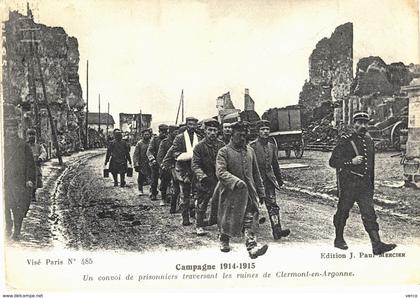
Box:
203;118;219;128
353;111;370;122
27;128;36;135
230;121;250;132
257;119;270;129
168;125;179;132
141;128;152;133
113;128;121;133
158;124;169;131
185;116;198;123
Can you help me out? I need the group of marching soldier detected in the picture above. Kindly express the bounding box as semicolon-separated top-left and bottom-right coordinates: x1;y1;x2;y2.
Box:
3;110;397;259
105;112;397;259
105;117;291;259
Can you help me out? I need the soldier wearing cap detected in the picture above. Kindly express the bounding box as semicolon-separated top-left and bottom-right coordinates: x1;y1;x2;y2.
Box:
164;116;201;225
191;119;225;236
4;118;36;240
220;122;232;145
157;125;180;211
133;128;152;195
26;128;47;201
146;124;169;202
215;121;268;259
250;120;290;240
105;129;132;187
329;111;396;255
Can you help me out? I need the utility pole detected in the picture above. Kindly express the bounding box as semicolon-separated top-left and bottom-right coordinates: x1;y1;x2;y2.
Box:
33;34;63;165
98;94;101;133
106;102;109;136
175;89;184;125
85;60;89;149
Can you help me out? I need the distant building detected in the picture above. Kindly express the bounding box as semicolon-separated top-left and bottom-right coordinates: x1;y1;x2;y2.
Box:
119;113;152;143
244;88;255;111
216;92;240;122
87;112;115;134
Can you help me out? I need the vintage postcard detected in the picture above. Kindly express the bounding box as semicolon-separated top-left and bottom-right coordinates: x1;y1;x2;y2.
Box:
1;0;419;297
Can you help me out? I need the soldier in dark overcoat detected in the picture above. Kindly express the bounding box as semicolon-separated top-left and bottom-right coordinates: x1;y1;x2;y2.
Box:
215;121;268;259
146;124;169;201
157;125;179;208
191;119;225;236
133;128;152;195
4;118;36;240
250;120;290;240
105;129;132;187
329;111;396;255
164;117;200;226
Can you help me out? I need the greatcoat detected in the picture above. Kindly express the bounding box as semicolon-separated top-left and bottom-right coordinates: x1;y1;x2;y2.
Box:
215;142;265;237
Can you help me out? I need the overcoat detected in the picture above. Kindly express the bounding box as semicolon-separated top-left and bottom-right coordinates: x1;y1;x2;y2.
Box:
215;142;265;237
250;138;283;190
133;139;151;175
4;138;36;218
105;140;131;174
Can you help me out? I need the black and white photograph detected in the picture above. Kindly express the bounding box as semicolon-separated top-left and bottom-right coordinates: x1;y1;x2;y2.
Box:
0;0;419;297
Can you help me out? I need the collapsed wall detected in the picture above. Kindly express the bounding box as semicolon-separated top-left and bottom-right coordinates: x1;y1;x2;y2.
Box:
2;8;85;155
298;22;353;127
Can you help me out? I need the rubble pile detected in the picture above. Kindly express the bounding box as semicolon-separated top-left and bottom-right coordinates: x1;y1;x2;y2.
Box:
2;9;85;156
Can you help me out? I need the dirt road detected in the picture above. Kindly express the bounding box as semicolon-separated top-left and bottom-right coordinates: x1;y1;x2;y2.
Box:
11;149;420;251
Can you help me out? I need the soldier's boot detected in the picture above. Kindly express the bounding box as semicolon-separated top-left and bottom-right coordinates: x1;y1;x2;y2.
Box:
245;229;268;259
169;194;178;214
219;234;231;253
181;204;191;226
368;230;397;255
333;216;348;250
189;201;196;219
269;214;290;240
150;194;157;201
160;192;166;206
120;174;126;187
196;211;207;236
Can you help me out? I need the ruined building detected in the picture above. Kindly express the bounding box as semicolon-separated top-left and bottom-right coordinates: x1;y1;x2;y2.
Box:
244;88;255;111
299;22;353;126
2;8;85;156
216;92;240;122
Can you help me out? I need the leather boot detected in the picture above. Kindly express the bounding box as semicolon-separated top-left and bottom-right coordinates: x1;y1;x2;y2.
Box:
169;194;177;214
269;214;290;240
182;204;191;226
245;229;268;259
368;230;397;255
196;211;207;236
219;234;231;252
333;216;348;250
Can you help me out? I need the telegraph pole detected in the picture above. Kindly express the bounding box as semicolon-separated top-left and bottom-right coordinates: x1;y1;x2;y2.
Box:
106;102;109;136
85;60;89;149
98;94;101;133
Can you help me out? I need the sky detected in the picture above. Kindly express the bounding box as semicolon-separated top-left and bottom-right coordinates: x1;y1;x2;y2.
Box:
2;0;419;130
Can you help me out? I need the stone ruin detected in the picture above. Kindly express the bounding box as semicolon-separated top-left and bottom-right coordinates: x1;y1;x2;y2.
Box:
2;8;85;156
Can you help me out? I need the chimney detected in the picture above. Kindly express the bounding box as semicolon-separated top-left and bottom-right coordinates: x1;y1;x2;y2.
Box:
244;88;254;111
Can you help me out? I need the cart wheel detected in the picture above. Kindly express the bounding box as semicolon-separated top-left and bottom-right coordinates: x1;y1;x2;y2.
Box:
294;139;304;159
285;149;291;159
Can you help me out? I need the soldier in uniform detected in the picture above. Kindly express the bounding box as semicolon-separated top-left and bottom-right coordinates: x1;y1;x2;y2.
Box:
215;121;268;259
157;125;179;207
250;120;290;239
4;118;36;240
105;129;132;187
133;128;152;195
221;122;232;145
329;111;396;255
191;119;225;236
165;117;200;226
26;128;47;201
146;124;169;201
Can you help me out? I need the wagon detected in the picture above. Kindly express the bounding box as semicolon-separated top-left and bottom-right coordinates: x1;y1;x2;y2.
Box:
262;105;304;159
